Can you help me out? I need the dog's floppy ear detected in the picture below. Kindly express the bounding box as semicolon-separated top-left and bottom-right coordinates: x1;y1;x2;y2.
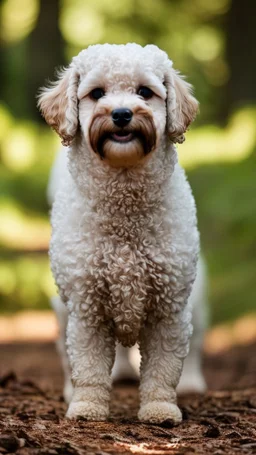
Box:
38;65;79;146
165;69;199;144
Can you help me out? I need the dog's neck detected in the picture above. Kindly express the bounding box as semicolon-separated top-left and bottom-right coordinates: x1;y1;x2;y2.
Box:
68;136;177;239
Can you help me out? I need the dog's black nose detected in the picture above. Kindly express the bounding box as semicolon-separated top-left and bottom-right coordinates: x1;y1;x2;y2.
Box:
111;108;133;127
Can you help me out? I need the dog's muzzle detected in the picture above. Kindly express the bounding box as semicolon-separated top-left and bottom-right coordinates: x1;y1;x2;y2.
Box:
89;108;157;165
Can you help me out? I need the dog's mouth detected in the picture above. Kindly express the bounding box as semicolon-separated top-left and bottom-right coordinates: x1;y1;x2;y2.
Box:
95;127;155;160
89;113;157;166
110;131;134;143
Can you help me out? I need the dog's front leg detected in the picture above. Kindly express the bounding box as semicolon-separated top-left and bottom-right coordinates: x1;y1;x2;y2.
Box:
138;312;191;424
66;311;115;421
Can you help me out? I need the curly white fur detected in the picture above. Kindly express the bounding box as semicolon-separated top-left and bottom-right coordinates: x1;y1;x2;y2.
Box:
39;43;204;424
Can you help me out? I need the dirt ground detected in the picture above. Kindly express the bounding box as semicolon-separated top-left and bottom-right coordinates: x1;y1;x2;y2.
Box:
0;342;255;455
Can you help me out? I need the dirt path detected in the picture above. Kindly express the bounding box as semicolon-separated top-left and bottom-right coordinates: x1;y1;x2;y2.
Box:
0;342;255;454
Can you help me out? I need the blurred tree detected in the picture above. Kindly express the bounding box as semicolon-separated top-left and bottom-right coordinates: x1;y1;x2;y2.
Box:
0;0;10;113
0;0;40;118
27;0;65;120
224;0;256;120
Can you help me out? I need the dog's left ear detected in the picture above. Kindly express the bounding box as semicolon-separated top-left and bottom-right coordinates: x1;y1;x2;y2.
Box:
38;64;79;146
165;69;199;144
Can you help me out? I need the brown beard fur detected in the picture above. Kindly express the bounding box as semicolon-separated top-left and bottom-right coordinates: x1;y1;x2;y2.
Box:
89;110;157;168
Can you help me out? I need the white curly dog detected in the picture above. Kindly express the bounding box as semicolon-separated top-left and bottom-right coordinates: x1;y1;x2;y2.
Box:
39;43;207;424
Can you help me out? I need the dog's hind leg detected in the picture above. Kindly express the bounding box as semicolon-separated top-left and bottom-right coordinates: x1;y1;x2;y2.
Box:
51;296;73;403
177;257;207;394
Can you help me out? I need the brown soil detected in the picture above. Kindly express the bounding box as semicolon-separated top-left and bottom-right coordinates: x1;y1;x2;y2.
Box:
0;342;255;455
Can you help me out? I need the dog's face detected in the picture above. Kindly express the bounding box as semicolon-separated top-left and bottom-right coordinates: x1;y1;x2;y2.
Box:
38;44;198;168
78;49;167;168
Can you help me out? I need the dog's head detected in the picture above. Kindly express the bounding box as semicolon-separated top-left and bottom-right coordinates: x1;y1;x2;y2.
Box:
38;44;198;168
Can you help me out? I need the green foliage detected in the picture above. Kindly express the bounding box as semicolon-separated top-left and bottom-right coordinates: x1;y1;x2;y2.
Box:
189;153;256;324
1;0;231;123
0;254;56;313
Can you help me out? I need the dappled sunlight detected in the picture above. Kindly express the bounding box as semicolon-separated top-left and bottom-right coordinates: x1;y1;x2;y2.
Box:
205;313;256;354
0;311;57;342
188;25;230;87
0;199;50;250
60;4;104;47
180;107;256;169
189;26;223;62
117;441;180;454
0;104;58;173
2;124;37;172
0;0;39;44
192;0;231;15
0;256;56;313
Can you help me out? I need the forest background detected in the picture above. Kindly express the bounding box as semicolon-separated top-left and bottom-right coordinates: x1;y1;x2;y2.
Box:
0;0;255;329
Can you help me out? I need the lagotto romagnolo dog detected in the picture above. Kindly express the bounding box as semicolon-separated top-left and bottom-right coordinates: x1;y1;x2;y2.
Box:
38;43;207;424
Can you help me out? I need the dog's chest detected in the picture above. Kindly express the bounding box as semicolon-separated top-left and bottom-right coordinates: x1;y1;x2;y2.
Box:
96;240;174;346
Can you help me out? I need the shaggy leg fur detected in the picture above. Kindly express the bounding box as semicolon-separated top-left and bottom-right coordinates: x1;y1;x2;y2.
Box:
177;335;206;394
51;297;73;403
177;300;207;393
66;312;115;420
177;258;207;394
138;319;186;424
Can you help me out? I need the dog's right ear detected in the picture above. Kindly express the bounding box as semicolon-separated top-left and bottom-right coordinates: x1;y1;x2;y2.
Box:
38;65;79;146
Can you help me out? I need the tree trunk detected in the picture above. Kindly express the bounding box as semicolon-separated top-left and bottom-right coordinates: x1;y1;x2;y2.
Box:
27;0;65;121
223;0;256;119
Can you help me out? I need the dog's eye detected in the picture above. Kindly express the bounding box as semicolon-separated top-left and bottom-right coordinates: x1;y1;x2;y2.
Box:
90;88;105;100
137;86;154;99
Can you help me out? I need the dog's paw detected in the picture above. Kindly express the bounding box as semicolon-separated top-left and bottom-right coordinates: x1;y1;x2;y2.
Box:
66;401;109;421
138;401;182;425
